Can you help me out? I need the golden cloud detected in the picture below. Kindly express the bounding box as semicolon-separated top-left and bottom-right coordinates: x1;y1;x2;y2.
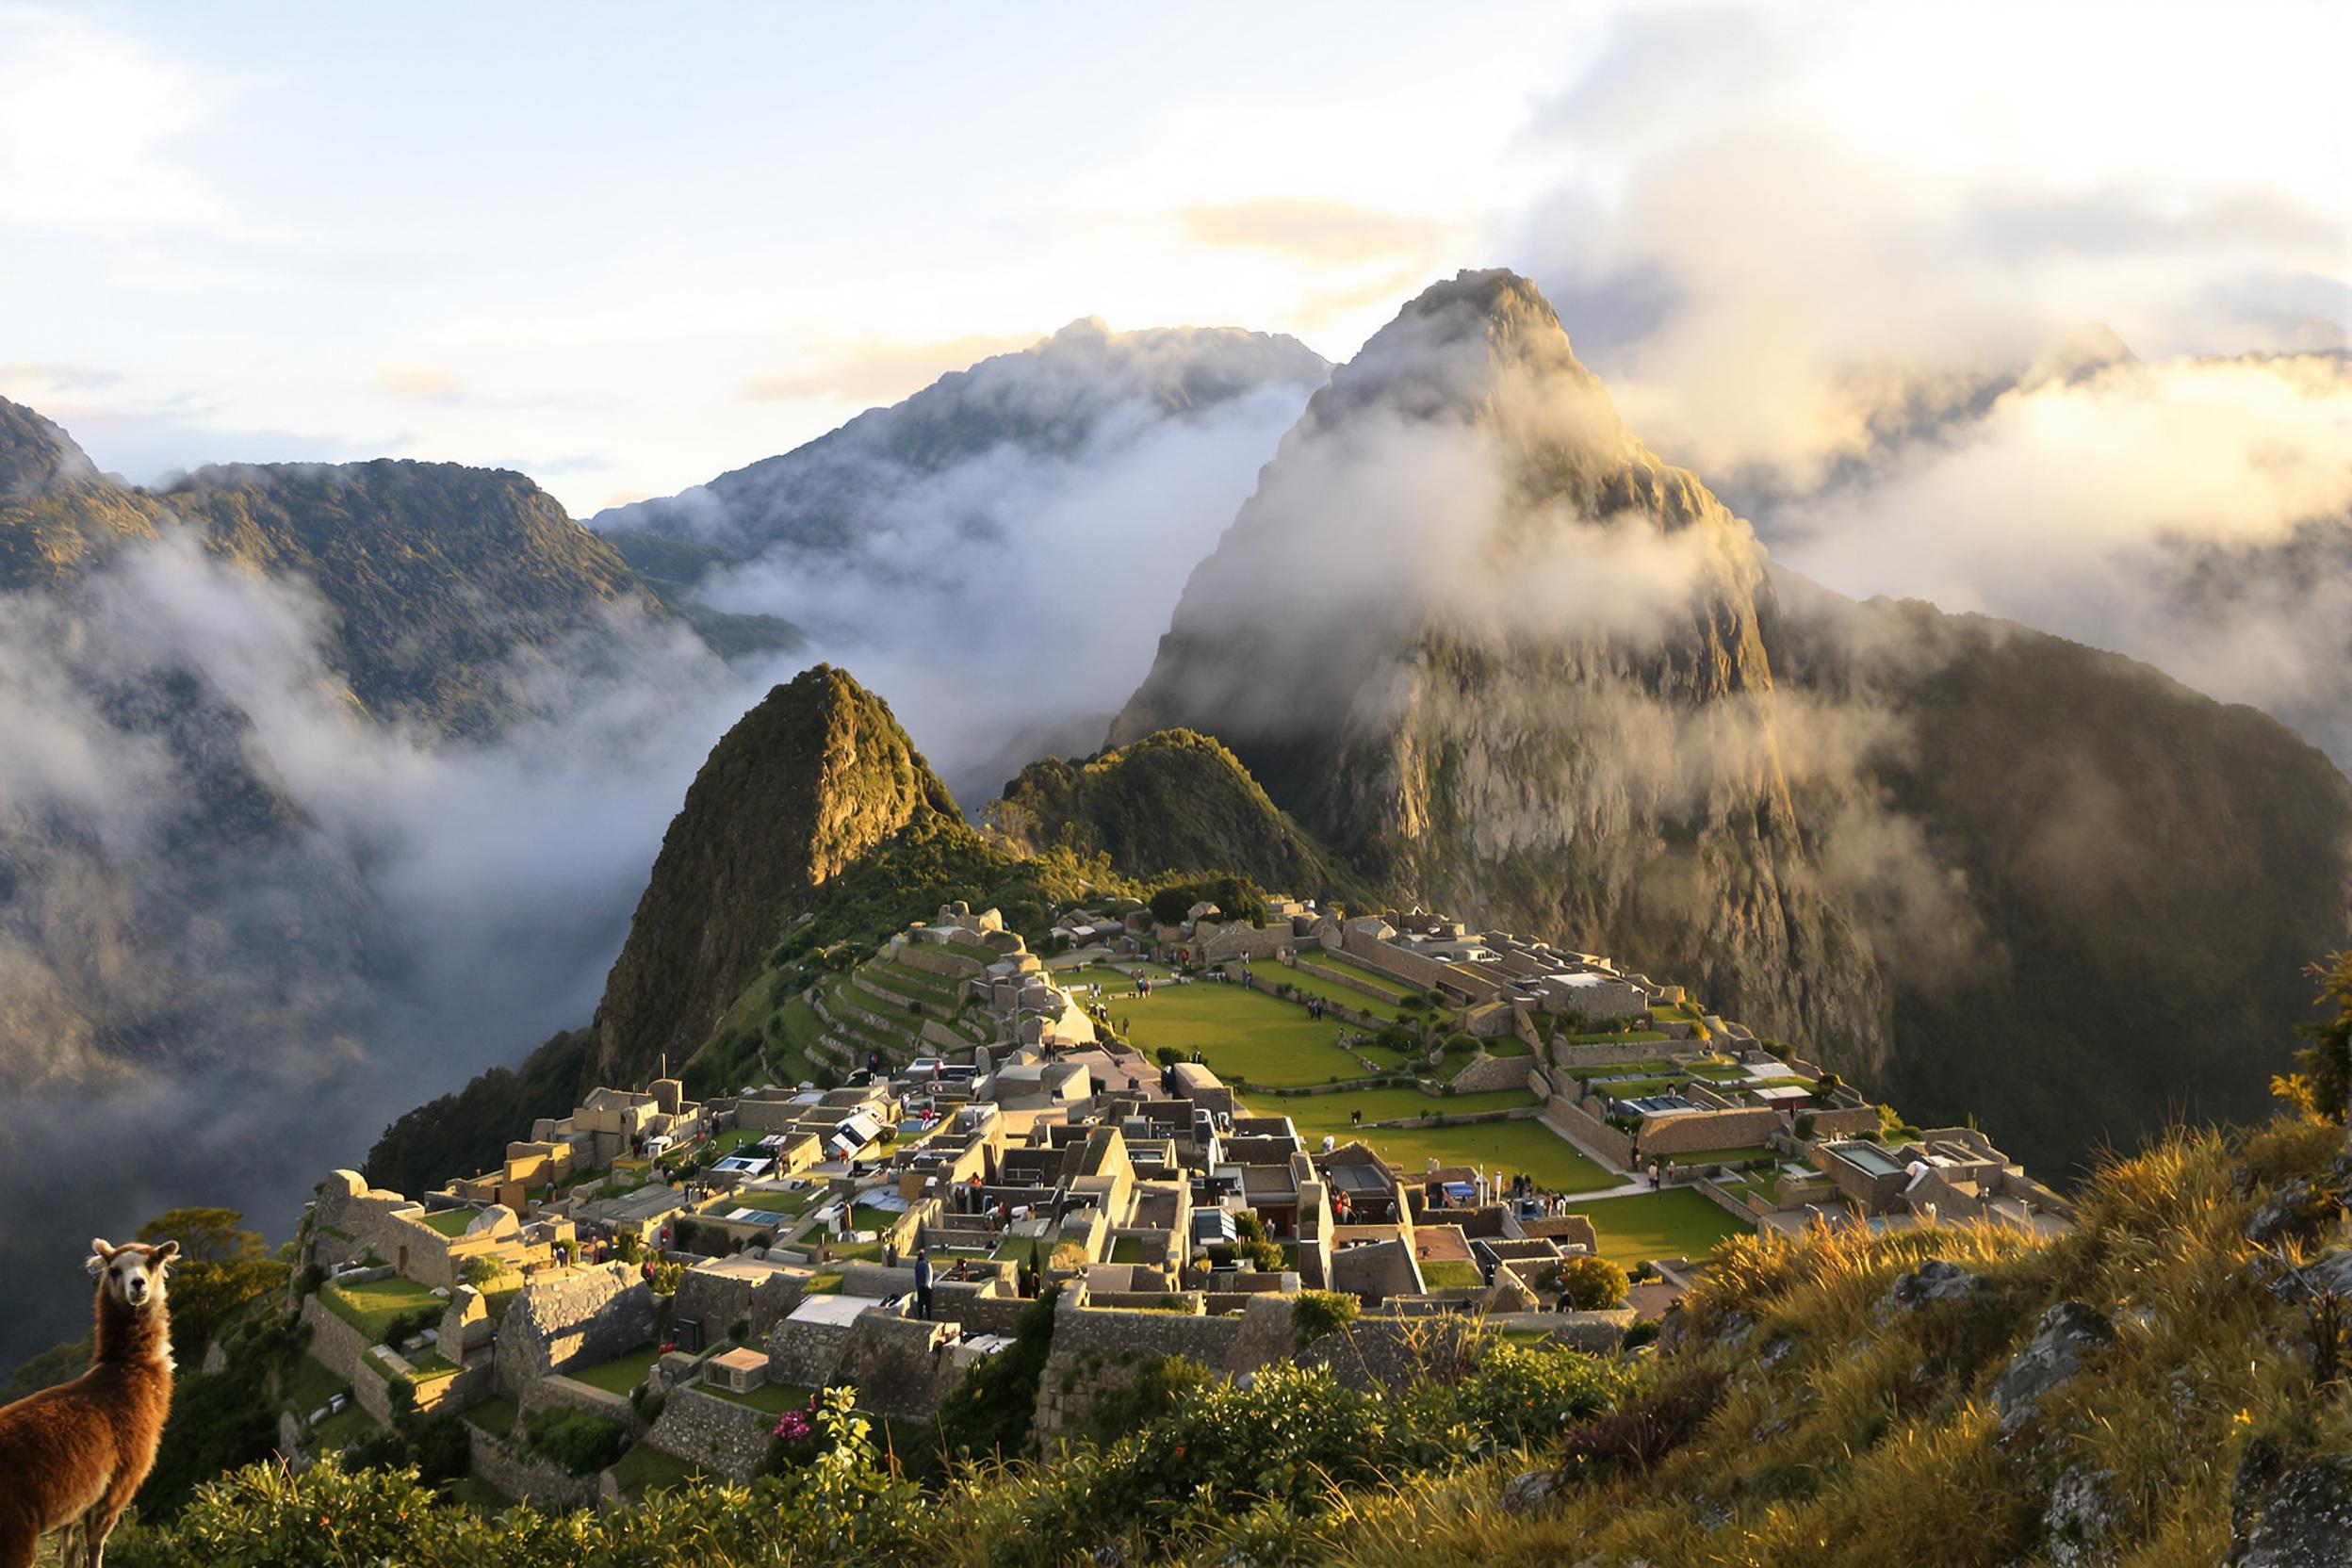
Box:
1177;199;1444;264
740;333;1040;405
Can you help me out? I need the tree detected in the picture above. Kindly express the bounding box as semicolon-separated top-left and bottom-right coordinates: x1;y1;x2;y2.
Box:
2292;951;2352;1128
1557;1254;1631;1311
137;1209;284;1368
139;1208;264;1266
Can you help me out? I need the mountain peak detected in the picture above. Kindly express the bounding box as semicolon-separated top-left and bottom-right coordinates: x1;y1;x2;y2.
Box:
1312;269;1631;457
589;662;957;1084
0;397;102;500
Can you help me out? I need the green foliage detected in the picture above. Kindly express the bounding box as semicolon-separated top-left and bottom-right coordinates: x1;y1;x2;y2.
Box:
2292;950;2352;1123
1147;872;1270;930
364;1027;596;1197
522;1405;627;1476
929;1282;1061;1470
1074;1354;1217;1448
1291;1289;1360;1349
1557;1253;1632;1310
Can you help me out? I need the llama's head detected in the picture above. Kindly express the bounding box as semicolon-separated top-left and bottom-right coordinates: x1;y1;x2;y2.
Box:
87;1238;178;1313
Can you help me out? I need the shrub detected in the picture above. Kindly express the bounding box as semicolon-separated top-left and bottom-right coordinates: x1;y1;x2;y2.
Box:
1292;1289;1360;1350
1156;1046;1182;1068
522;1406;627;1476
1554;1364;1727;1481
1558;1255;1631;1310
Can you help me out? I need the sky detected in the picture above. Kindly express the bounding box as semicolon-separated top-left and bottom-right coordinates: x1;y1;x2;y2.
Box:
6;0;2341;519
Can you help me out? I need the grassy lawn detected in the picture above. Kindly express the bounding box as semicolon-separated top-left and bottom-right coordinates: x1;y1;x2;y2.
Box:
704;1380;817;1414
321;1275;447;1344
462;1396;519;1437
1118;982;1360;1088
1420;1259;1484;1290
312;1401;381;1451
869;959;965;1003
1565;1188;1749;1266
1258;964;1397;1020
1482;1037;1534;1059
941;939;999;966
1295;952;1421;1001
608;1442;706;1495
568;1344;661;1396
283;1351;349;1416
1272;1086;1536;1137
1565;1030;1671;1044
728;1188;814;1217
1106;1236;1143;1264
416;1208;476;1238
1658;1144;1782;1168
1290;1108;1617;1194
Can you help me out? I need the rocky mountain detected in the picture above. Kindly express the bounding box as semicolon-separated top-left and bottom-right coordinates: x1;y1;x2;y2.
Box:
592;319;1331;561
1113;269;2352;1176
988;728;1370;907
588;663;960;1086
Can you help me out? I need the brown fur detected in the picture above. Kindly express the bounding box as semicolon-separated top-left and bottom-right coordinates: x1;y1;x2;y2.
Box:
0;1239;177;1568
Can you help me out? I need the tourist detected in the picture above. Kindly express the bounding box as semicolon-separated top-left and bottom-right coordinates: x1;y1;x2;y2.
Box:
912;1249;935;1320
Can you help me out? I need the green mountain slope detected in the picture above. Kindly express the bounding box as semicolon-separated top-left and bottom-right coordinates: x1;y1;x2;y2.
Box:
587;663;961;1086
988;728;1372;906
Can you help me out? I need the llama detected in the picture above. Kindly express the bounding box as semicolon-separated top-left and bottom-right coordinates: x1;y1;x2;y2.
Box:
0;1238;179;1568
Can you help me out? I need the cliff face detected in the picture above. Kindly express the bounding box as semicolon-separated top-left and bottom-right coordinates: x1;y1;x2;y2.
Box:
1113;270;2352;1175
988;728;1370;906
589;664;958;1085
1116;270;1891;1070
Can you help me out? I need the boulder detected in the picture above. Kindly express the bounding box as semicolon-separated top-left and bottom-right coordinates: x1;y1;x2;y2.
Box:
2229;1446;2352;1567
1878;1259;1991;1317
1500;1467;1563;1515
2042;1463;2122;1566
1992;1300;2115;1436
2245;1179;2328;1249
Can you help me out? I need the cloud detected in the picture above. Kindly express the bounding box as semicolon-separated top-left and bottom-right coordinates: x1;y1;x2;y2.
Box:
740;333;1041;405
0;7;233;236
1768;351;2352;762
1178;199;1444;265
374;363;469;403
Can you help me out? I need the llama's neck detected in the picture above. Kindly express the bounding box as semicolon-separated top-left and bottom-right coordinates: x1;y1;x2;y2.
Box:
92;1286;172;1374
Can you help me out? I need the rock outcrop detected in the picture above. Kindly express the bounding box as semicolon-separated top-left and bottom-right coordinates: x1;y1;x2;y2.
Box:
589;665;959;1085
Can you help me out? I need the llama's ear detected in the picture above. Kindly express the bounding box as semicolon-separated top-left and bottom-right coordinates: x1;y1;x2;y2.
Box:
87;1240;111;1276
154;1240;180;1266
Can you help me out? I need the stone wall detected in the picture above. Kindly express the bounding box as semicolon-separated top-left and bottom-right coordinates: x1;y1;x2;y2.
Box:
1448;1054;1537;1094
1552;1039;1679;1070
1248;970;1384;1031
1288;957;1404;1011
829;1315;968;1419
1034;1296;1293;1436
467;1426;604;1509
300;1292;374;1384
494;1265;657;1399
1639;1107;1785;1158
671;1264;804;1349
643;1385;776;1482
1199;922;1292;962
897;945;987;981
1805;1105;1882;1139
1334;927;1451;991
1543;1096;1634;1170
523;1371;645;1436
766;1310;866;1390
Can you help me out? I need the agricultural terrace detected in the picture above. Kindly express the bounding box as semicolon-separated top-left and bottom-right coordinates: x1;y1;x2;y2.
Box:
1248;1085;1618;1193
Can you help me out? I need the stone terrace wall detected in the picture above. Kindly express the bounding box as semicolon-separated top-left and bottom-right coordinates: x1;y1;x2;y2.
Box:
300;1292;374;1383
467;1426;602;1509
1334;927;1452;990
897;946;986;981
644;1385;775;1482
1449;1054;1537;1094
829;1315;967;1419
1543;1095;1633;1170
1034;1297;1293;1436
523;1372;645;1437
1639;1107;1784;1157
